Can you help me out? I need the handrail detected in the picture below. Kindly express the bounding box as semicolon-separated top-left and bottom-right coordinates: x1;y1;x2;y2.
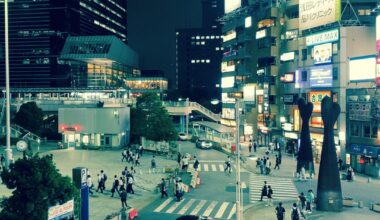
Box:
11;124;41;141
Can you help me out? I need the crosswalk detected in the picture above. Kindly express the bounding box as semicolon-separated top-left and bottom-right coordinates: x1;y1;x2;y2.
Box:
153;198;236;219
189;161;246;173
249;174;299;203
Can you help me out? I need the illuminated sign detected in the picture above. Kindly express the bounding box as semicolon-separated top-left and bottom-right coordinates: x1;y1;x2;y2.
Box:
306;29;339;46
224;0;241;14
309;65;333;88
309;90;331;113
281;72;295;83
256;29;266;39
245;16;252;28
349;55;376;82
227;92;243;99
222;93;235;103
284;132;298;139
222;108;235;120
223;30;236;42
313;43;332;65
221;61;235;73
280;52;295;62
221;76;235;88
48;200;74;220
243;84;255;102
299;0;341;31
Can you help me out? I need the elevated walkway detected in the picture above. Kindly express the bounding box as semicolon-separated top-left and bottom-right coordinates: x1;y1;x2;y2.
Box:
163;101;220;122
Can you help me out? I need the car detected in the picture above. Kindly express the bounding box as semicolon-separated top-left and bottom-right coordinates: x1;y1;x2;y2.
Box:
178;132;189;141
195;139;213;149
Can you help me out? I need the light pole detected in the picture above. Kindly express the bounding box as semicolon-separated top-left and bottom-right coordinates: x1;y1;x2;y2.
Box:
235;100;242;220
4;0;12;168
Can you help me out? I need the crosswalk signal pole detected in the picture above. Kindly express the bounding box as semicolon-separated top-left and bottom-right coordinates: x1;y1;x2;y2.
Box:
235;100;242;220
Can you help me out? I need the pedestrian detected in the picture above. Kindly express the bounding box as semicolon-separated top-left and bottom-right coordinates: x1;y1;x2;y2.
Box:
134;153;140;166
338;158;343;171
151;155;157;173
259;159;265;175
126;174;134;194
122;149;127;162
111;175;120;197
260;181;268;201
87;175;94;195
177;152;182;167
100;170;107;190
274;155;280;170
347;166;354;181
129;153;135;164
253;139;257;152
306;189;315;213
256;157;261;168
160;178;168;198
139;144;144;157
300;166;306;181
291;202;302;220
275;202;286;220
298;192;306;211
266;185;273;206
119;176;125;192
263;157;267;167
249;139;252;153
120;187;128;209
193;156;200;171
175;179;184;201
182;156;189;171
224;156;232;173
96;173;104;193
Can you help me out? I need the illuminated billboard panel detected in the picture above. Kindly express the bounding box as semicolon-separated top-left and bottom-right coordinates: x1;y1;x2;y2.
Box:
309;65;333;88
221;76;235;88
313;43;332;65
309;90;331;113
299;0;341;30
349;55;376;82
224;0;241;14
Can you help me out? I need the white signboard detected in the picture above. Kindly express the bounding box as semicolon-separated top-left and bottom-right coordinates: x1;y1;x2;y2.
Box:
299;0;341;31
256;29;266;39
306;29;339;46
48;200;74;220
243;84;256;102
225;0;241;14
349;55;376;82
221;76;235;88
280;52;295;62
313;43;332;64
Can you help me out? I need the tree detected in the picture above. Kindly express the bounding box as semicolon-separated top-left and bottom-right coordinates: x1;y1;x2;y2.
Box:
131;93;177;142
13;102;44;135
0;154;79;220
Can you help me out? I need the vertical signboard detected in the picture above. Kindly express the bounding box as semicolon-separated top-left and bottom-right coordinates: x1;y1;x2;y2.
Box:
299;0;341;30
377;15;380;86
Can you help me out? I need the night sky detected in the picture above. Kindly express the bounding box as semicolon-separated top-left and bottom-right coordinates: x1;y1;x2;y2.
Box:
127;0;203;88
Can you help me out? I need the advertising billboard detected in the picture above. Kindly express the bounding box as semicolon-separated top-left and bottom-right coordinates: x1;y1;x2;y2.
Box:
299;0;341;31
306;29;339;46
243;84;256;102
309;90;331;113
349;55;376;82
313;43;332;64
48;200;74;220
256;29;266;39
281;72;295;83
224;0;241;14
221;76;235;88
280;52;295;62
309;65;333;88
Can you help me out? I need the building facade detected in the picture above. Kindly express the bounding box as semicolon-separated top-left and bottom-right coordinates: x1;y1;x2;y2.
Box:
0;0;127;88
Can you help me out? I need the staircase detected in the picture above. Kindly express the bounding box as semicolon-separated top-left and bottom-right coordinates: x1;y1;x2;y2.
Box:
0;124;42;143
163;101;221;122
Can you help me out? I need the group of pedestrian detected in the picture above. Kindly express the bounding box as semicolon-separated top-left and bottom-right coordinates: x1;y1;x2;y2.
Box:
248;139;258;153
275;202;306;220
260;181;274;206
121;145;143;166
257;156;271;175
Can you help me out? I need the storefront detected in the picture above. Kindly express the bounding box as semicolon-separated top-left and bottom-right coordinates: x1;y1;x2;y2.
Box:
349;144;380;178
310;132;340;163
283;131;298;154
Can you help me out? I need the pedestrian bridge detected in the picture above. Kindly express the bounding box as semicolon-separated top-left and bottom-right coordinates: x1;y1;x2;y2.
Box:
162;101;220;122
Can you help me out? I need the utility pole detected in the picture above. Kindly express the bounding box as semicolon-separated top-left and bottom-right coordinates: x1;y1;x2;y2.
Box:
4;0;12;169
235;100;242;220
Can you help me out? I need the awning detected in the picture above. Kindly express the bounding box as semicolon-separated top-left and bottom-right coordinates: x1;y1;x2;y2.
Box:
350;144;379;158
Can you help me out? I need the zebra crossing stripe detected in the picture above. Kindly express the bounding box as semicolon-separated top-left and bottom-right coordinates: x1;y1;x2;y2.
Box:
190;200;207;216
214;202;229;218
154;198;172;212
219;164;224;171
178;199;196;215
202;201;218;217
166;199;185;213
198;165;201;171
227;204;236;219
211;164;217;171
204;164;209;171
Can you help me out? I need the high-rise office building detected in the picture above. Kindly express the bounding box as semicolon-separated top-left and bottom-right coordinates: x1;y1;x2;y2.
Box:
175;0;224;105
0;0;127;88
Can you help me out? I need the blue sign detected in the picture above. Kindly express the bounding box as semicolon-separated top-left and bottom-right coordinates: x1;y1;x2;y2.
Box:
350;144;379;158
309;65;333;88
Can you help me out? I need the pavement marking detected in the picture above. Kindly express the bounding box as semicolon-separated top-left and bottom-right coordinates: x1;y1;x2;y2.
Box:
202;201;218;217
227;204;236;219
198;165;201;171
166;199;186;213
214;202;229;218
211;164;217;171
204;164;209;172
199;160;225;163
190;199;207;216
178;199;196;215
219;164;224;171
154;198;172;212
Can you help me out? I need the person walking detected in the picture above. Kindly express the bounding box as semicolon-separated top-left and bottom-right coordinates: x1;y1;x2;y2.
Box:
224;156;232;173
119;176;125;192
160;178;168;198
138;144;144;157
291;202;302;220
177;152;182;167
126;173;134;194
260;181;268;201
121;149;127;162
100;170;107;190
253;139;257;152
274;155;280;170
275;202;285;220
193;156;200;171
259;159;265;175
111;175;120;197
298;192;306;211
306;189;315;213
266;185;273;206
134;153;140;166
249;139;252;153
120;187;128;209
96;173;104;193
347;166;354;181
151;156;157;173
182;156;189;171
87;175;94;195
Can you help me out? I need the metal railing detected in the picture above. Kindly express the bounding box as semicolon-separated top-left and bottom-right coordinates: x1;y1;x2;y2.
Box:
162;101;220;121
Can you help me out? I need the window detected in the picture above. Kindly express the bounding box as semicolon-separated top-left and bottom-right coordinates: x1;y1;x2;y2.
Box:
350;123;360;137
191;60;195;63
215;47;220;51
372;125;378;138
363;123;371;138
206;59;210;63
201;41;205;45
302;49;307;61
358;9;371;16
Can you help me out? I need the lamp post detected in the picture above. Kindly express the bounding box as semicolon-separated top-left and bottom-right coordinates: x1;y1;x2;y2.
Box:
4;0;12;169
235;100;242;220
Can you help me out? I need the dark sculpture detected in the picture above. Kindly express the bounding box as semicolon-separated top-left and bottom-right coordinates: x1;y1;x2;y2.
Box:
317;96;342;211
297;98;314;175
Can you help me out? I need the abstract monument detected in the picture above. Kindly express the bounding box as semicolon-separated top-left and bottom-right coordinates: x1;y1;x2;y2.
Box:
317;96;342;211
297;98;314;175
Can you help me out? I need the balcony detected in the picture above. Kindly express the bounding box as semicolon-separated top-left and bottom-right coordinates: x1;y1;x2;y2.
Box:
236;48;251;59
286;18;299;30
257;46;278;58
237;32;254;43
222;50;237;61
222;38;237;48
222;18;245;33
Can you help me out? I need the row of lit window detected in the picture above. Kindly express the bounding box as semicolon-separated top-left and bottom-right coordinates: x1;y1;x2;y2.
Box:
92;0;123;18
80;2;125;29
191;41;206;45
22;58;50;65
108;0;126;12
94;20;126;38
191;59;211;63
191;35;222;40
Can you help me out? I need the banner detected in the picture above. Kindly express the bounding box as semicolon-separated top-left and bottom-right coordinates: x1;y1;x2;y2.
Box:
299;0;341;30
309;90;331;112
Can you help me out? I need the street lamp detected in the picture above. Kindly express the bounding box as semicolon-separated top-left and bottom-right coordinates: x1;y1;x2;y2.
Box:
235;100;243;220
